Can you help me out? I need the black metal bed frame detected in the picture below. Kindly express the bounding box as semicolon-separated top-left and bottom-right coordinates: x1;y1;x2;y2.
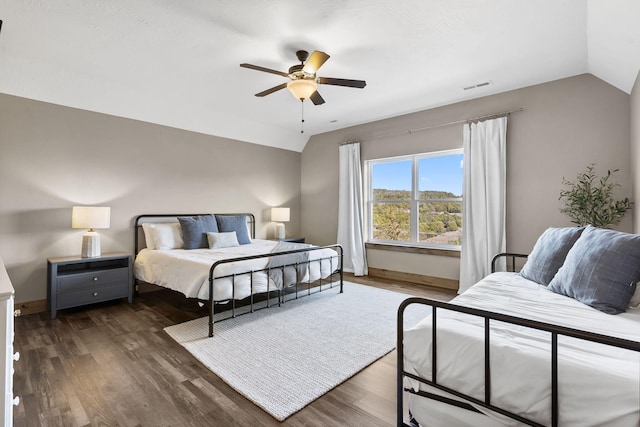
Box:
397;253;640;427
134;213;344;337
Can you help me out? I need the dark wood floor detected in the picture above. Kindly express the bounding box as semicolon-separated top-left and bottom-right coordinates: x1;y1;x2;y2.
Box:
13;275;455;426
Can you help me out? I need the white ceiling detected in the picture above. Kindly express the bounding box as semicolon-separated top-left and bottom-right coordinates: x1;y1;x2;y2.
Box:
0;0;639;152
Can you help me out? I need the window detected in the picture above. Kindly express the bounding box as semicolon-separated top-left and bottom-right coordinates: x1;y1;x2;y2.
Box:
365;149;463;249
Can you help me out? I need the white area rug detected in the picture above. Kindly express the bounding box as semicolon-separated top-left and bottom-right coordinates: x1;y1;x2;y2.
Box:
164;281;430;421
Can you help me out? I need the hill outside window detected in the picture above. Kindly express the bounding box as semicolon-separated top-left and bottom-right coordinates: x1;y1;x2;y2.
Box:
365;149;463;250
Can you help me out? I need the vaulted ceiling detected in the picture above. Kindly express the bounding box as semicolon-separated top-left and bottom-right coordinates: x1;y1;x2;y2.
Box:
0;0;638;152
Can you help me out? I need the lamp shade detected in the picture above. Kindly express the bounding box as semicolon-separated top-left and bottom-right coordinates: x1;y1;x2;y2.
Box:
287;79;317;100
271;207;290;222
72;206;111;230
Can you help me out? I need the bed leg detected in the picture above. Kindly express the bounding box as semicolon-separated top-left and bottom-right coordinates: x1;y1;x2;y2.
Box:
339;248;344;293
209;298;215;338
208;274;215;337
209;301;215;337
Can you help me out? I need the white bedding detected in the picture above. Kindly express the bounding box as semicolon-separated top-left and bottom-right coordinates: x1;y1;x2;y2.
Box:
134;239;339;301
404;272;640;426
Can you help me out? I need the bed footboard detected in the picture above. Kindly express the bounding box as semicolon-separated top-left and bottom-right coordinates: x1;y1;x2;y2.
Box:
207;244;343;337
396;297;640;427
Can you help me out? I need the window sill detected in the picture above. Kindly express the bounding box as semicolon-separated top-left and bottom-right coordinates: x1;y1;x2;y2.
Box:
365;242;461;258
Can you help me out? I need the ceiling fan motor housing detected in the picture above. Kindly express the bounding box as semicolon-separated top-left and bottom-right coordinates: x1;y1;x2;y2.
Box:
288;64;307;77
289;51;314;79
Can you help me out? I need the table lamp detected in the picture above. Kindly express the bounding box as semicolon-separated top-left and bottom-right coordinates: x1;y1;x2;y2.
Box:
271;207;290;239
72;206;111;257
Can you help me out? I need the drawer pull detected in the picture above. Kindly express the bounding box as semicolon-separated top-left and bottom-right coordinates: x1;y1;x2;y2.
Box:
93;277;99;282
13;352;20;362
13;396;19;406
93;292;99;297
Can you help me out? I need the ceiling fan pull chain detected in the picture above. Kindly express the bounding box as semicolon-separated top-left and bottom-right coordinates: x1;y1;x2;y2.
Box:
300;100;305;134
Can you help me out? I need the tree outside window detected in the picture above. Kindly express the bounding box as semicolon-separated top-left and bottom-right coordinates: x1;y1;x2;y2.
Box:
367;149;463;249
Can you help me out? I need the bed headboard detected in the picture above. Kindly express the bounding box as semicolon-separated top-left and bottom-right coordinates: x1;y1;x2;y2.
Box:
134;213;256;255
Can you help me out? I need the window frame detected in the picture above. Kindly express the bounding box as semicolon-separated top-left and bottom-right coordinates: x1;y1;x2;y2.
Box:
364;148;463;251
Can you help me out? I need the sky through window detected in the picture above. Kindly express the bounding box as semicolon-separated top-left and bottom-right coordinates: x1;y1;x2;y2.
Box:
372;154;463;196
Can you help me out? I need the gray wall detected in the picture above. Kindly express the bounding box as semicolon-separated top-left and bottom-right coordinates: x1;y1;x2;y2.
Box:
2;72;633;302
302;74;632;282
632;70;640;233
0;94;302;303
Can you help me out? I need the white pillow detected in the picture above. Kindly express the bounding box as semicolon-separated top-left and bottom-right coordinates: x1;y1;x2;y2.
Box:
143;223;184;250
141;223;158;250
207;231;239;249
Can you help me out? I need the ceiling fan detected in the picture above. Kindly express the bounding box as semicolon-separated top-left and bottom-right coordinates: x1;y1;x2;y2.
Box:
240;50;366;105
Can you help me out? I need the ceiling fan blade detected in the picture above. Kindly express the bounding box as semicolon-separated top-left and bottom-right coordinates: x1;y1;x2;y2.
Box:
240;63;289;78
302;51;330;74
310;91;325;106
318;77;367;88
255;83;288;97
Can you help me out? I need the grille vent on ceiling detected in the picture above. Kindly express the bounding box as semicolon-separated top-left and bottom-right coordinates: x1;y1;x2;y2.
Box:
463;81;492;90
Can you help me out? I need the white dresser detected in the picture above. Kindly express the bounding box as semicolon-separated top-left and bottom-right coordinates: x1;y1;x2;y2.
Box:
0;258;18;426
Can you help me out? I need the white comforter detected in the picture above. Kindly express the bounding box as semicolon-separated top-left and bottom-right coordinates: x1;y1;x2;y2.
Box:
134;239;339;301
404;272;640;426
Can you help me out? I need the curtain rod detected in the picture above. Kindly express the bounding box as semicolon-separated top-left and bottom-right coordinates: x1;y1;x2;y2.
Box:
369;107;523;140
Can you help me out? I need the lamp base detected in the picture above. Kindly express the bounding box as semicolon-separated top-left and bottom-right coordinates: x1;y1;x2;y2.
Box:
81;231;101;258
275;223;286;240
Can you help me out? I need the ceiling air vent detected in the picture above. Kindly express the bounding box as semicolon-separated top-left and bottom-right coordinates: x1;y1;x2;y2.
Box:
463;81;492;90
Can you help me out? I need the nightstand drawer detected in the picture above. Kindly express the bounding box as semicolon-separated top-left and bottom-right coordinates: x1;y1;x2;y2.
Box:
57;267;129;292
57;283;129;309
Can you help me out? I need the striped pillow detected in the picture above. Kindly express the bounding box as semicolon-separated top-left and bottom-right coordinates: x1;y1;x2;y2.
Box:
548;226;640;314
519;227;584;286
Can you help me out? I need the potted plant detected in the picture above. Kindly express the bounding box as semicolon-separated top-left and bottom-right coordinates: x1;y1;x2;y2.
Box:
559;163;631;228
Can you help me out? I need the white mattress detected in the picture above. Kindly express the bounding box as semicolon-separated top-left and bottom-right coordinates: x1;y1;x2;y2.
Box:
134;239;339;301
403;272;640;426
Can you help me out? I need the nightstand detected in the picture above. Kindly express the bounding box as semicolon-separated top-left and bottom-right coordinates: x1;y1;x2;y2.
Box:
280;237;305;243
47;252;132;319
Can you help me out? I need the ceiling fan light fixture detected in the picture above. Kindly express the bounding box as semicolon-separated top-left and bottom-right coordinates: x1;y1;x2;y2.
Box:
287;79;317;100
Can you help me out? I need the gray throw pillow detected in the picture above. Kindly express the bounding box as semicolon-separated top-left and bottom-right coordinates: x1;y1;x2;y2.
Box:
547;225;640;314
178;215;218;249
216;215;251;245
519;227;584;285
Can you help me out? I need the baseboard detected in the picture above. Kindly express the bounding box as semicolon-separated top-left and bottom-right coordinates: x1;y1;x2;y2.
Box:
367;267;459;291
14;298;47;316
14;274;457;315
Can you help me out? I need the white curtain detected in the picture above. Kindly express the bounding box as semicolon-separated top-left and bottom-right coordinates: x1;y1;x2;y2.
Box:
337;142;368;275
459;116;507;293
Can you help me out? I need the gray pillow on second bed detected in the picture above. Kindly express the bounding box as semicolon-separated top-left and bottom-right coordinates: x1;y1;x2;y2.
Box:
548;225;640;314
519;226;584;286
